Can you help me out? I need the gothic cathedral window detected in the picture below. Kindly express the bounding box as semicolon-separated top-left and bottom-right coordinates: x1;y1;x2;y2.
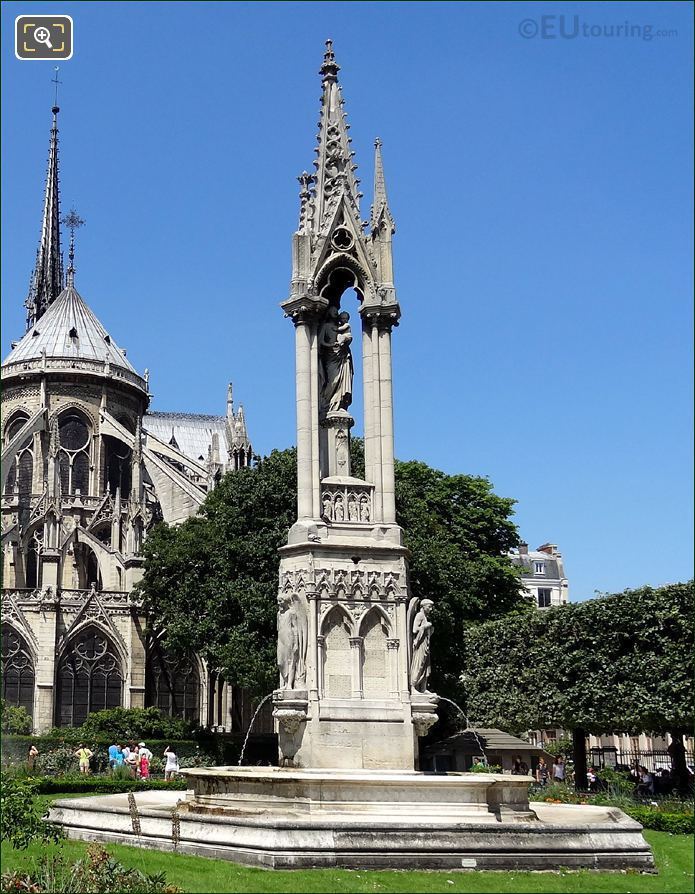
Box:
1;625;35;719
55;627;123;726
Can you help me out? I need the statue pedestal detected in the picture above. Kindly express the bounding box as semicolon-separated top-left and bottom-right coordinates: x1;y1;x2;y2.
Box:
411;691;440;741
320;410;353;479
272;689;308;767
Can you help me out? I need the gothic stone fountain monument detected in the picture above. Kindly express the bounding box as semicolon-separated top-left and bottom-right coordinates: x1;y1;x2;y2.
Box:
49;42;653;871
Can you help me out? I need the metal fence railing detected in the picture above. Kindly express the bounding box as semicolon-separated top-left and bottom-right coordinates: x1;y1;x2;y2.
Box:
588;747;694;773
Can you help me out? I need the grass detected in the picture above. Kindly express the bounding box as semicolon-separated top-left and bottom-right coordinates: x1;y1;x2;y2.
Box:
2;794;692;893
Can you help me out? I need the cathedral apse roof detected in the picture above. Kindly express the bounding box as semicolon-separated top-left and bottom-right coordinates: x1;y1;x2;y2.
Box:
144;411;230;464
4;284;134;368
2;284;146;391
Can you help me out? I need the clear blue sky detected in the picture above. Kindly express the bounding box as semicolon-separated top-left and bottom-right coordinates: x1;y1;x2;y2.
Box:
2;1;693;602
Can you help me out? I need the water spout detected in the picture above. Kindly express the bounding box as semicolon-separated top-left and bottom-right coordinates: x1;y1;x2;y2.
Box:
238;693;274;766
437;696;490;767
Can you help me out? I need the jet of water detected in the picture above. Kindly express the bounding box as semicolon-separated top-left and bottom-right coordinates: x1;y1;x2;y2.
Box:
238;692;274;766
437;696;490;767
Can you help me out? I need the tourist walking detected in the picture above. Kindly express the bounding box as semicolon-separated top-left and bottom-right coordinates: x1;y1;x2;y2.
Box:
636;766;655;799
108;742;122;771
74;744;93;775
552;755;566;783
164;746;179;781
125;745;140;779
27;744;39;771
586;766;598;791
536;757;549;786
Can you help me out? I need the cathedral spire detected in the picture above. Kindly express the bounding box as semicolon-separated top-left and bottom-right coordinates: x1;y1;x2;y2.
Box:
25;99;64;331
312;39;362;232
371;138;395;234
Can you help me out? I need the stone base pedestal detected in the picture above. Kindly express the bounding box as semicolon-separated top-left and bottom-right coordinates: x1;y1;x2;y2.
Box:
49;771;655;871
292;709;416;770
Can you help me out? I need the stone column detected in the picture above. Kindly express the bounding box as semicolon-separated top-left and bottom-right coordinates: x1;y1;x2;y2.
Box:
307;593;319;701
369;319;383;521
310;328;321;518
386;637;400;697
396;598;410;699
361;319;375;485
294;314;314;520
350;636;364;698
377;321;396;524
316;634;326;698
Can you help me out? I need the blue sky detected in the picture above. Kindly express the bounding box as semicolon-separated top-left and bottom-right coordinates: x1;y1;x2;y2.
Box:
2;1;693;602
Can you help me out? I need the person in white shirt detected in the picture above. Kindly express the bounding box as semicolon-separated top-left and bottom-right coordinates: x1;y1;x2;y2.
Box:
164;746;179;781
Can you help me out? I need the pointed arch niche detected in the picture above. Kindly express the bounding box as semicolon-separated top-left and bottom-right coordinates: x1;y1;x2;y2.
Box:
320;606;354;699
55;625;123;727
316;262;365;450
359;608;391;699
1;624;35;720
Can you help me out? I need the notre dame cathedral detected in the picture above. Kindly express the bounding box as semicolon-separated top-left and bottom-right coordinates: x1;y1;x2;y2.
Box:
1;100;257;734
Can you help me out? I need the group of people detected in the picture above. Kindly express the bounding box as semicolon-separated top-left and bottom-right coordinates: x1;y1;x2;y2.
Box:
107;743;180;780
107;742;153;778
41;742;182;779
532;755;567;785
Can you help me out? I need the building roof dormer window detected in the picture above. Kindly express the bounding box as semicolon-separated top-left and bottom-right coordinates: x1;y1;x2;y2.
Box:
534;561;545;575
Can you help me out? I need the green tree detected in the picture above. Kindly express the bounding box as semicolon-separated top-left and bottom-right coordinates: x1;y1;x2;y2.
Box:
395;460;527;698
138;448;296;696
0;774;62;849
462;582;694;789
137;446;525;703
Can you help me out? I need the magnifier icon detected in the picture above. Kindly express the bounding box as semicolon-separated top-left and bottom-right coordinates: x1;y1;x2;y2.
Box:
34;26;53;49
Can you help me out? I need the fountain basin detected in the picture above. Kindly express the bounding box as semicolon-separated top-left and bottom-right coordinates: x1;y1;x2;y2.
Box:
180;766;535;822
48;767;654;871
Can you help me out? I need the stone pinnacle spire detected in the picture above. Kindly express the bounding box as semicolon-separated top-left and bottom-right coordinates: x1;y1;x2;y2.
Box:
312;39;362;231
25;103;64;331
371;138;395;234
62;208;85;287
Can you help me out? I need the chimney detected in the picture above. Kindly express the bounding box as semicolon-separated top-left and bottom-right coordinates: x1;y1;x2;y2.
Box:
518;542;528;555
538;543;559;557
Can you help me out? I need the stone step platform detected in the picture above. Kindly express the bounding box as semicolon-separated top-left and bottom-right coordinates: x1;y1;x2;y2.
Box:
48;769;654;871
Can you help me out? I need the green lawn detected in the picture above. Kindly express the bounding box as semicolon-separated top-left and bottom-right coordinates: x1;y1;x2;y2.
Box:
3;794;692;893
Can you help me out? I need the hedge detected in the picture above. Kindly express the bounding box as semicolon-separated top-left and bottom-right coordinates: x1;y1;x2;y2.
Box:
34;776;188;794
2;737;209;766
624;806;694;835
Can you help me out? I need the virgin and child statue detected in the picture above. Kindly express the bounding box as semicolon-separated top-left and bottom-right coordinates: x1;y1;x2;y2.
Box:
318;305;354;414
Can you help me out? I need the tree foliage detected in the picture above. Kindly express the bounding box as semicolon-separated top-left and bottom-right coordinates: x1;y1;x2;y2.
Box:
394;460;527;697
75;707;193;741
1;701;33;735
138;449;296;696
0;774;62;849
462;582;694;736
137;445;525;701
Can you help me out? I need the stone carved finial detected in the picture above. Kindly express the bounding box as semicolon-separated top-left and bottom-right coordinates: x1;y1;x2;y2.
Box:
297;171;316;234
320;38;340;82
